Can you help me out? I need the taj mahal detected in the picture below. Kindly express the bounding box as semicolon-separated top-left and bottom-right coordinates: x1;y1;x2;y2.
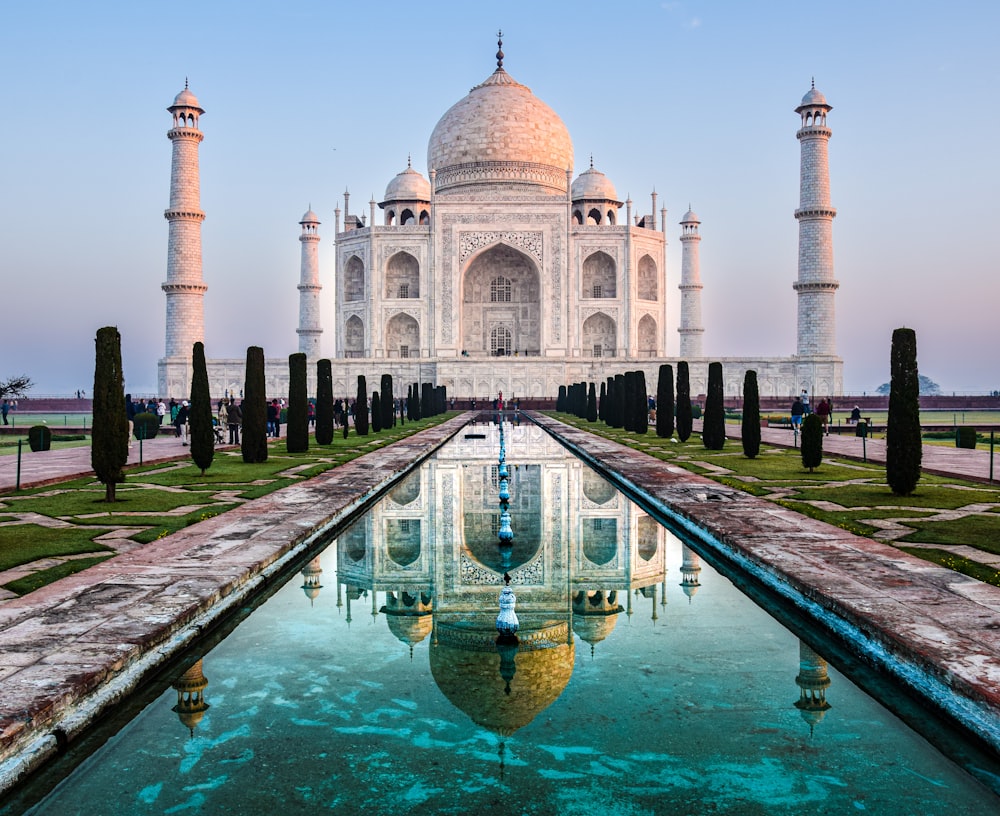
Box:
158;39;842;400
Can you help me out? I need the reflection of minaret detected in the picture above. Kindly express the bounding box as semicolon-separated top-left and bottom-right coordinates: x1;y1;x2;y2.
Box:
172;658;209;737
572;590;624;658
639;584;658;623
794;640;832;736
679;544;702;603
300;556;323;605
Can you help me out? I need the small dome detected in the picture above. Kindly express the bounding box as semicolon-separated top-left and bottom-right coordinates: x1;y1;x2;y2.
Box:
796;84;831;113
571;165;619;203
300;208;320;224
169;86;203;112
680;208;700;224
383;164;431;202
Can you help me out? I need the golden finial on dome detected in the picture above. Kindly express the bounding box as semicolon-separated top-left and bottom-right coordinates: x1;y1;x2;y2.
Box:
496;30;504;70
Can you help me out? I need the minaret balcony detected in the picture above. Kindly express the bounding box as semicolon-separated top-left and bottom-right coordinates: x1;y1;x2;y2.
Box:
794;206;837;219
792;280;840;293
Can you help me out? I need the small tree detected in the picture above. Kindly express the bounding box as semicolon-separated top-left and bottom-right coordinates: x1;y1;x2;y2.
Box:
241;346;268;463
412;381;421;421
0;375;32;400
623;371;637;431
887;327;922;496
586;382;598;422
286;353;309;453
355;376;369;435
422;382;434;417
189;342;215;474
598;380;607;422
315;359;334;445
613;373;626;429
381;374;394;429
676;362;693;442
801;413;824;472
91;326;128;502
656;364;674;439
702;362;725;449
636;371;649;435
557;385;567;412
371;391;383;433
741;370;761;459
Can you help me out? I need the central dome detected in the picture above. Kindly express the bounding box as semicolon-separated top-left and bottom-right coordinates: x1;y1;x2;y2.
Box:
427;67;573;195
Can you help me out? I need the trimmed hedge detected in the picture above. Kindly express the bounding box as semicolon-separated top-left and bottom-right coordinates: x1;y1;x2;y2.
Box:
28;425;52;452
956;427;977;449
133;412;160;440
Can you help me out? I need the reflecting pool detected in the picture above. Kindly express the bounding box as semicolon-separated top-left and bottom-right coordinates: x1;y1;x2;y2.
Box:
17;423;1000;814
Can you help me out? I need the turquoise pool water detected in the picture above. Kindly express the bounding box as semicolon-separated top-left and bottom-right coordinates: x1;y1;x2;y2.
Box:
12;423;1000;814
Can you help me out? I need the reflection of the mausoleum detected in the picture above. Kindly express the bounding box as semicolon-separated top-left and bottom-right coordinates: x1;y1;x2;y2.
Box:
335;424;669;736
170;423;832;741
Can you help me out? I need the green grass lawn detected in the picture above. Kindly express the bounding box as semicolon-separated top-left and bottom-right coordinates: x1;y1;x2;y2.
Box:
0;414;454;596
549;412;1000;586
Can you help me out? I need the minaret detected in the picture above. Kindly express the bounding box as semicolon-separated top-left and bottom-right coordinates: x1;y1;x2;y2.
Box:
296;207;322;357
162;82;207;363
793;81;839;356
678;207;704;358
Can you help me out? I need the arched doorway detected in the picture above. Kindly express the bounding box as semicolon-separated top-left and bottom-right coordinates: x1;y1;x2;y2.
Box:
582;312;616;358
385;313;420;358
462;244;540;355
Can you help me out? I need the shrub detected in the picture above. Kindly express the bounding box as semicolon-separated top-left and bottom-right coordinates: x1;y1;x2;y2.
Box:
189;342;215;475
741;370;761;459
586;382;598;422
956;427;977;449
676;362;692;442
286;353;309;453
132;412;160;440
371;391;382;433
92;326;128;501
241;346;268;463
381;374;394;429
355;376;369;435
887;328;922;495
801;414;824;471
656;364;674;439
28;424;52;452
315;359;334;445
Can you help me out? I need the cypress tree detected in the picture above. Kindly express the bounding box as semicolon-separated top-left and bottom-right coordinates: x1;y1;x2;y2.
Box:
286;353;309;453
372;391;383;432
586;382;598;422
636;371;649;435
412;381;422;420
315;359;334;445
676;361;693;442
381;374;394;429
741;369;761;459
189;342;215;474
656;364;675;439
241;346;268;463
801;413;824;472
887;327;922;495
422;382;434;417
91;326;128;502
557;385;567;412
355;375;369;435
613;373;626;429
624;371;637;431
702;362;725;449
598;380;607;422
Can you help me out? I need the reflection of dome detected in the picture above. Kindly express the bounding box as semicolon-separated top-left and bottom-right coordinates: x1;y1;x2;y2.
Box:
430;619;573;736
571;164;619;203
383;163;431;202
428;66;573;195
386;613;433;653
300;556;323;604
572;590;623;655
794;641;832;736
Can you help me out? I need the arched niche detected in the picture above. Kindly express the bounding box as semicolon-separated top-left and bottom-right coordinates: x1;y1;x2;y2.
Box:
344;315;365;357
583;518;618;565
638;315;657;354
582;251;616;298
583;470;616;505
389;470;420;505
637;254;657;300
386;519;421;567
385;313;419;358
582;312;616;358
385;251;420;298
344;256;365;302
462;243;541;355
637;515;659;561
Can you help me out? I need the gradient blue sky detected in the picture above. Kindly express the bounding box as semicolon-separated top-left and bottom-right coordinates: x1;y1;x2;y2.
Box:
2;0;997;395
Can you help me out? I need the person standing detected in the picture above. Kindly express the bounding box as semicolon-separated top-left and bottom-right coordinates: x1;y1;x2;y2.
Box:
801;389;811;415
175;400;190;444
157;399;167;426
816;398;831;433
218;399;229;442
228;399;242;444
1;400;8;425
791;396;804;429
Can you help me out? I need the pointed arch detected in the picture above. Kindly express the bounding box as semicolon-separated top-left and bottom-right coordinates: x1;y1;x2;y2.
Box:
385;251;420;298
637;254;658;300
462;243;541;355
582;251;616;298
344;314;365;357
344;255;365;302
582;312;616;357
385;312;419;358
638;314;657;354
